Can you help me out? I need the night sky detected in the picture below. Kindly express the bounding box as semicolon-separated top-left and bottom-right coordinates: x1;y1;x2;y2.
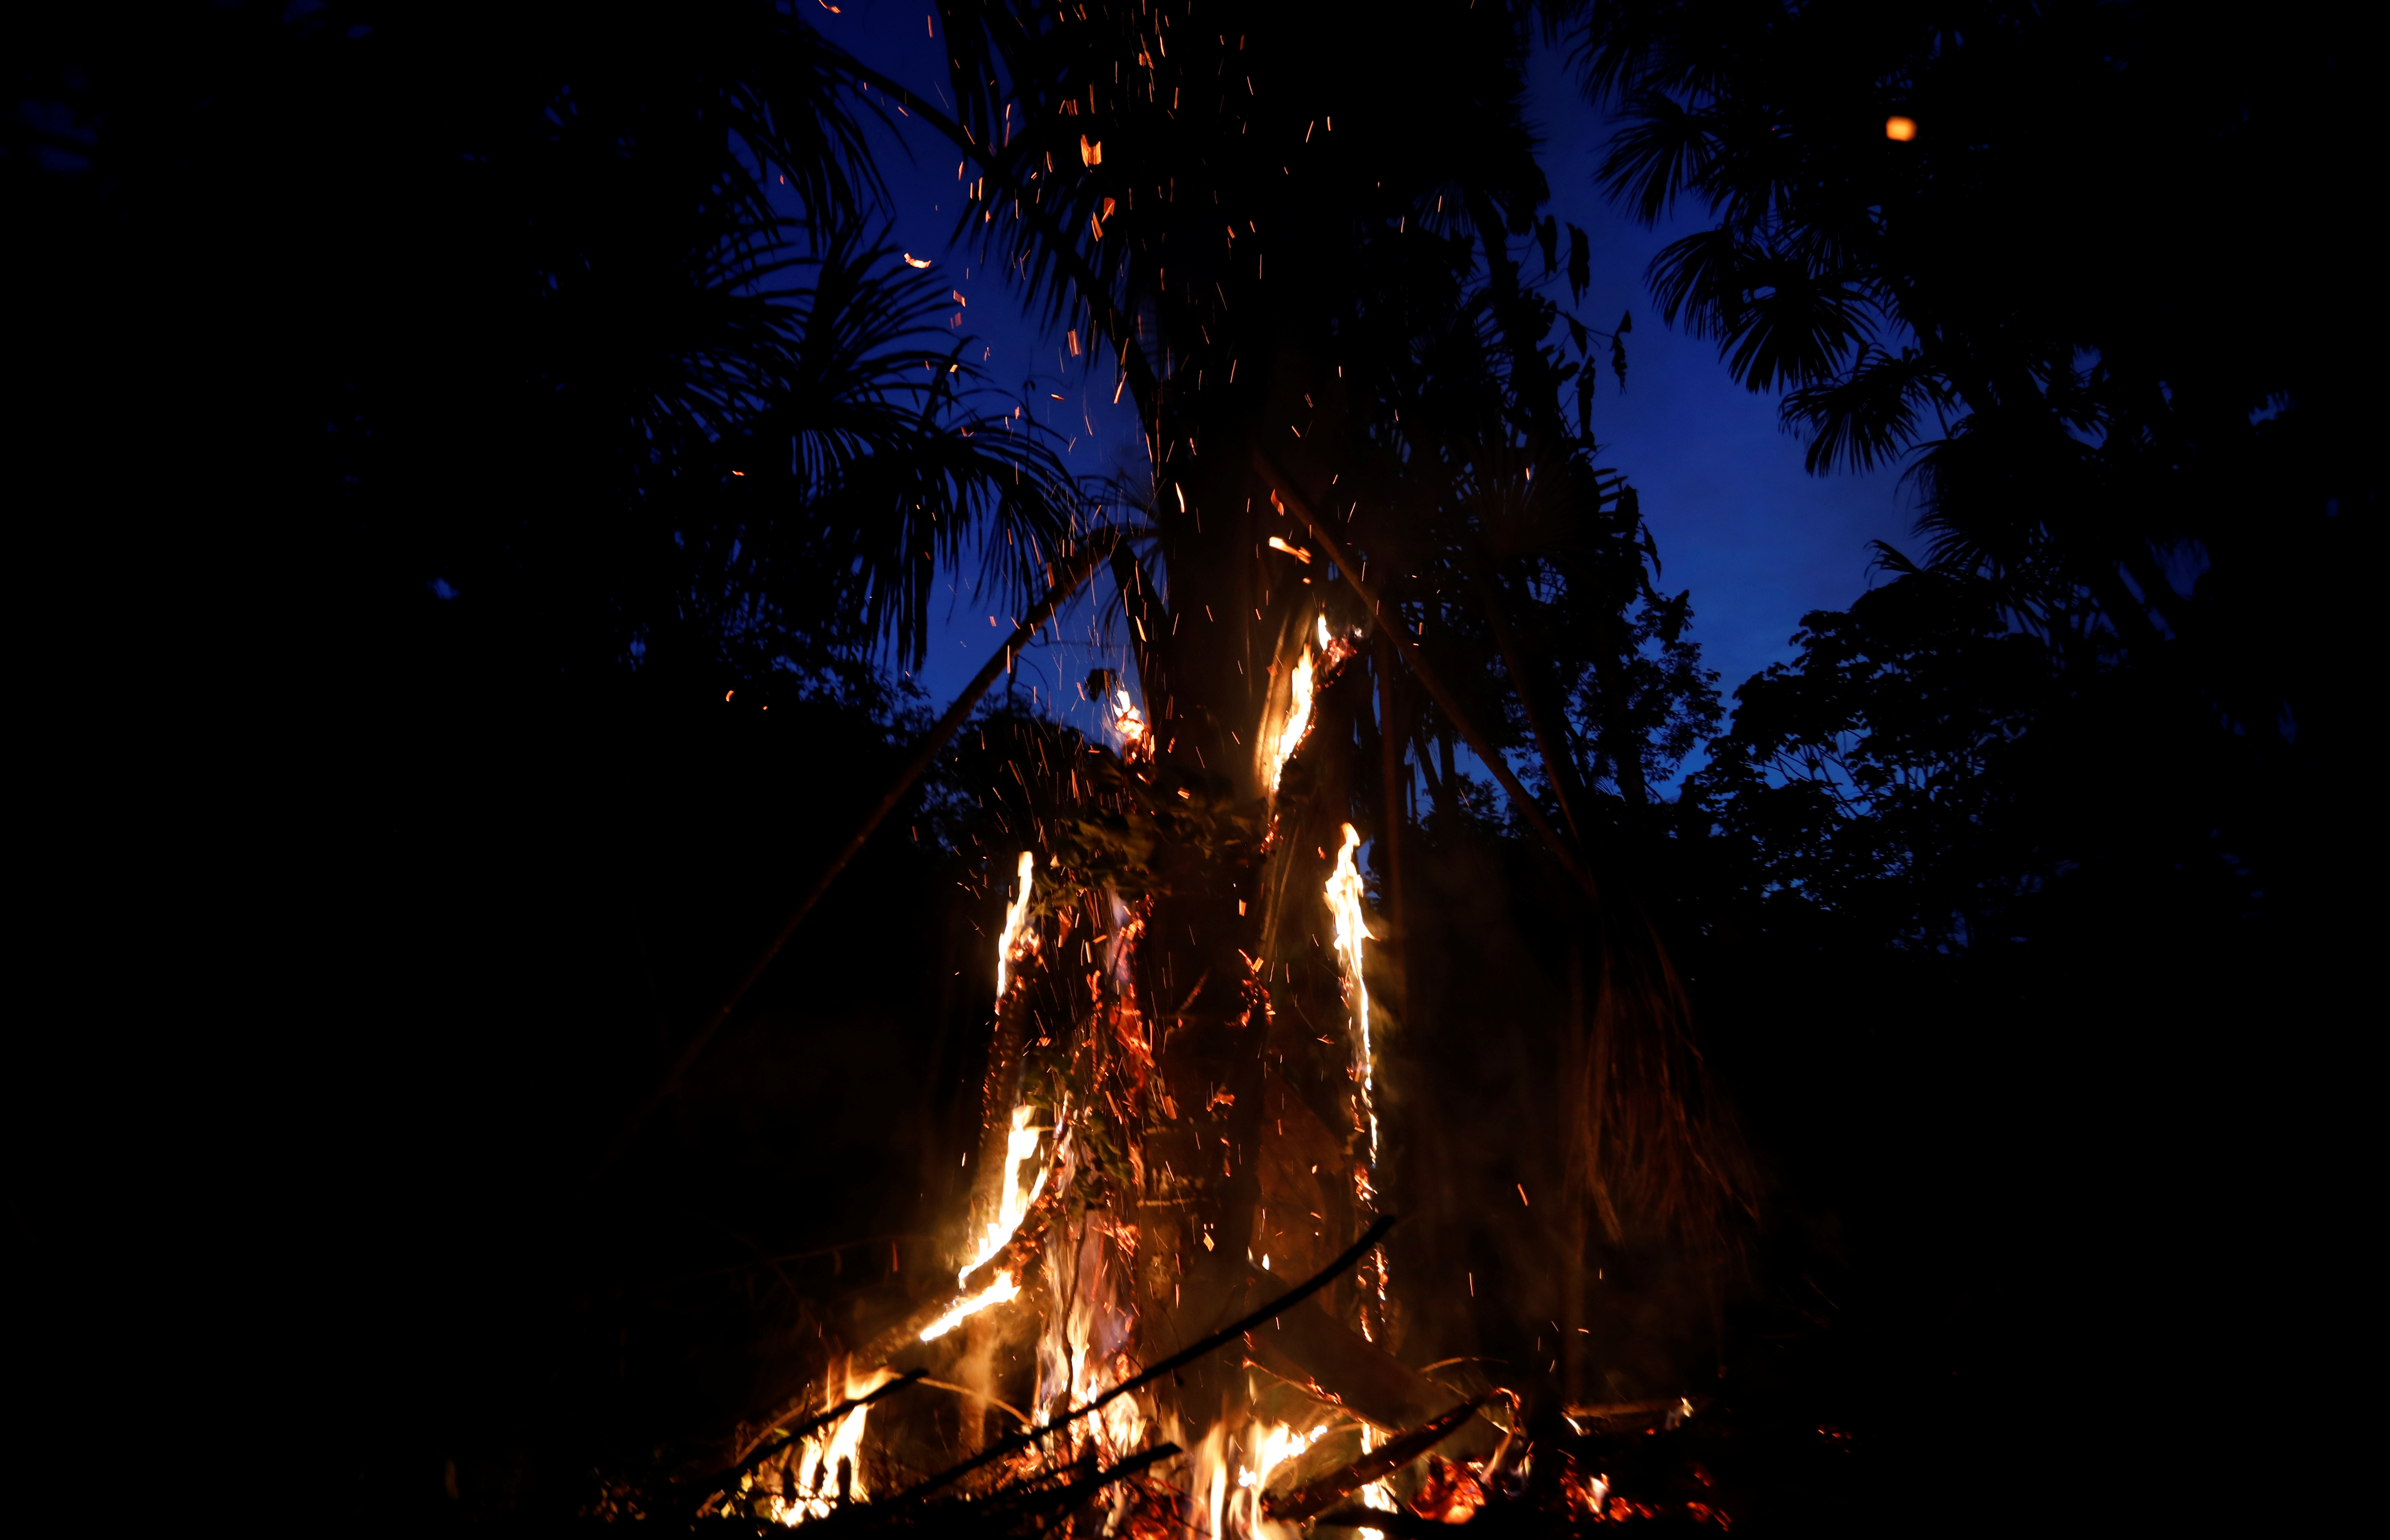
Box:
818;1;1909;771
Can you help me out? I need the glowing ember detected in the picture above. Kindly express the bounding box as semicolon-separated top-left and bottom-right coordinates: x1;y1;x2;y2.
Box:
1200;1422;1230;1540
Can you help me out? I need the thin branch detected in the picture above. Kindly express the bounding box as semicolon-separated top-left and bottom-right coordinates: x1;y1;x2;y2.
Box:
594;530;1125;1177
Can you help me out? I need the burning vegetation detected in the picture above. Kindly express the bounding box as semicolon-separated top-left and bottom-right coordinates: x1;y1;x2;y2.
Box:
48;0;2341;1534
643;563;1757;1539
552;0;1766;1531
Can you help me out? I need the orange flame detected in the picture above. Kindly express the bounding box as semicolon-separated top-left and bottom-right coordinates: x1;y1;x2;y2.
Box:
1261;626;1318;796
1187;1417;1332;1540
920;1104;1049;1341
1112;688;1152;760
1324;824;1379;1174
997;850;1036;999
769;1362;898;1525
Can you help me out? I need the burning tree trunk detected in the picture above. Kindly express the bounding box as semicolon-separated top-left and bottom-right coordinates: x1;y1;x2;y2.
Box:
707;2;1760;1528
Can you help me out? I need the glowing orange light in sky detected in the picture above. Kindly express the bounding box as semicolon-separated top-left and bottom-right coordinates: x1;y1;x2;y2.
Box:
1885;116;1918;142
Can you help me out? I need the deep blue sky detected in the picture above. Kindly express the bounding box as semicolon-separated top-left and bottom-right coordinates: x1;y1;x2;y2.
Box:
820;3;1913;763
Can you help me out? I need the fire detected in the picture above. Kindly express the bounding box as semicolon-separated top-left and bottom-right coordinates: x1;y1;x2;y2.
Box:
917;1270;1022;1341
1112;688;1152;760
1185;1418;1333;1540
921;856;1049;1342
1415;1457;1488;1524
920;1104;1049;1341
768;1363;898;1525
1357;1425;1396;1537
1240;1421;1324;1540
1200;1422;1230;1540
1324;824;1379;1174
997;849;1037;998
1261;627;1318;796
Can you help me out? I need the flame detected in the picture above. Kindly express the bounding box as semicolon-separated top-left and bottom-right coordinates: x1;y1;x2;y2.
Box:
1199;1422;1229;1540
997;850;1036;998
1187;1419;1328;1540
1261;632;1318;796
1324;824;1379;1174
769;1363;898;1524
1266;535;1312;564
924;853;1048;1343
920;1105;1049;1342
1112;688;1152;760
918;1271;1022;1341
1033;1199;1142;1456
1316;615;1332;651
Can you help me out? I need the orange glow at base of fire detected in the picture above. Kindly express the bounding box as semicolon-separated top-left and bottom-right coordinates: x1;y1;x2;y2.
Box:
1885;115;1918;141
766;1363;897;1525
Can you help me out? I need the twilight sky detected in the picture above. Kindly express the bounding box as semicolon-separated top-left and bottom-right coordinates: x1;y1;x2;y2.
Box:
820;3;1915;767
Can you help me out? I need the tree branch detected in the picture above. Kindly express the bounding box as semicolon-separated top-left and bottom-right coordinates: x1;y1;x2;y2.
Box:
593;529;1124;1177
